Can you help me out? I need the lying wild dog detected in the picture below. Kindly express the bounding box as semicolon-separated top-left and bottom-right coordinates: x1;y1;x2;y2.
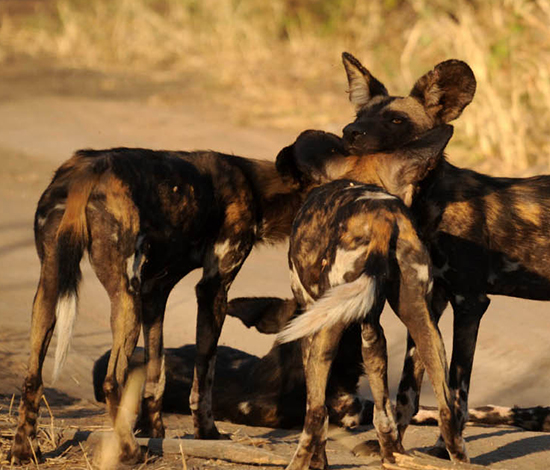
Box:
93;337;370;431
8;144;330;464
340;52;550;457
93;344;550;432
276;125;471;467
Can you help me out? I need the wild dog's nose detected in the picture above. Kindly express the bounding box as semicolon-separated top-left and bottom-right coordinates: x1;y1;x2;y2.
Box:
342;123;364;142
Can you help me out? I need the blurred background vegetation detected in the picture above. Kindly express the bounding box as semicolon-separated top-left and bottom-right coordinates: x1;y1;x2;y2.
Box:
1;0;549;171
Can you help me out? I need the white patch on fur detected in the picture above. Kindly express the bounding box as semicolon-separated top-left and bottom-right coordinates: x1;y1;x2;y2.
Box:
214;239;231;259
412;408;438;423
361;333;378;349
411;263;429;282
406;346;417;358
487;271;497;285
355;191;396;202
125;236;147;291
238;401;252;415
36;215;47;228
38;203;66;228
214;239;240;273
340;413;360;428
455;294;465;305
278;274;376;343
469;405;510;421
328;246;368;285
126;254;136;283
52;293;78;382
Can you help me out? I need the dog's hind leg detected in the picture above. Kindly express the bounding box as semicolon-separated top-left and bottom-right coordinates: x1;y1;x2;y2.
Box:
395;284;448;440
140;282;173;438
10;255;58;464
286;326;345;470
361;309;404;463
191;234;254;439
390;259;468;463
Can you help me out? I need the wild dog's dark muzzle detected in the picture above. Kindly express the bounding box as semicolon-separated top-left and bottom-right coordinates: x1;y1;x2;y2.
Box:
342;122;366;144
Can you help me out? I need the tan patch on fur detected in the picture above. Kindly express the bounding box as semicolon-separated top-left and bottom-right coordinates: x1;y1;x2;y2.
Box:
515;201;542;226
396;216;423;251
387;97;434;131
225;199;248;226
56;159;102;243
441;201;475;236
484;192;503;231
339;155;382;186
102;176;140;234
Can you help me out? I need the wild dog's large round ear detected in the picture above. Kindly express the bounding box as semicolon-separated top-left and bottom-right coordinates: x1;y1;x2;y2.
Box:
342;52;388;110
400;124;454;180
409;60;476;124
405;124;454;158
275;143;301;183
276;130;347;185
381;125;454;206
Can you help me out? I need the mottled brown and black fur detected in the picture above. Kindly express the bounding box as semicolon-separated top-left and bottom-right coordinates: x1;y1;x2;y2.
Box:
9;146;315;464
340;52;550;458
276;126;470;468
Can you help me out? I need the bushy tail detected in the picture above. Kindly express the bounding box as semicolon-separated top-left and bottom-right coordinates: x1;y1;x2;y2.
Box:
52;170;98;382
277;274;377;343
278;221;392;344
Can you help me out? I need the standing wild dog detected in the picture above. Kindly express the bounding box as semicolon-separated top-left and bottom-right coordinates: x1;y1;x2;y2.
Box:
341;52;550;457
276;126;470;468
9;146;324;464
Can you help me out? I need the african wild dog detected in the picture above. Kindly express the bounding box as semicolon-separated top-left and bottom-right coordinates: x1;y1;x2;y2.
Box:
93;343;550;433
276;125;470;467
9;145;326;464
341;52;550;457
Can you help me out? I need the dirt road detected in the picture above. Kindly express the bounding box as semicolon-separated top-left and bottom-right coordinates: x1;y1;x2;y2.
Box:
0;64;549;468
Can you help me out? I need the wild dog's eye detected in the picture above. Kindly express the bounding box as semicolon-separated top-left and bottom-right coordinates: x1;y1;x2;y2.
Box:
391;118;403;124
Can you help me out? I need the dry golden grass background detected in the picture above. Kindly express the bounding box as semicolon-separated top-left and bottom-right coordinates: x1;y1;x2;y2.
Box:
1;0;550;172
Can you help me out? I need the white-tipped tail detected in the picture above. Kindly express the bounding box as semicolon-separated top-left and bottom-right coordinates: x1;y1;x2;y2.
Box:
277;274;376;343
52;293;78;382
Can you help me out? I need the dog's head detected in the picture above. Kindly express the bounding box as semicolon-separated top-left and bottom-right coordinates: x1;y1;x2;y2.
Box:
341;52;475;154
276;125;453;206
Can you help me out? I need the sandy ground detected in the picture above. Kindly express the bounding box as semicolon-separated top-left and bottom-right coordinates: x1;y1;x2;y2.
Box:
0;62;549;468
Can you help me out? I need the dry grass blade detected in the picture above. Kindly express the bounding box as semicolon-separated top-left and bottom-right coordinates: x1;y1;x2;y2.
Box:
79;441;94;470
41;394;58;450
179;442;188;470
27;436;40;469
8;394;15;419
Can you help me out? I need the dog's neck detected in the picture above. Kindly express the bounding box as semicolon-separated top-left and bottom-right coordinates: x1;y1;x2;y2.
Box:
247;159;306;244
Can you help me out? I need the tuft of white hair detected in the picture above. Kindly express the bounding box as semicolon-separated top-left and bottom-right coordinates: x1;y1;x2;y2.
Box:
52;293;78;382
278;274;376;343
